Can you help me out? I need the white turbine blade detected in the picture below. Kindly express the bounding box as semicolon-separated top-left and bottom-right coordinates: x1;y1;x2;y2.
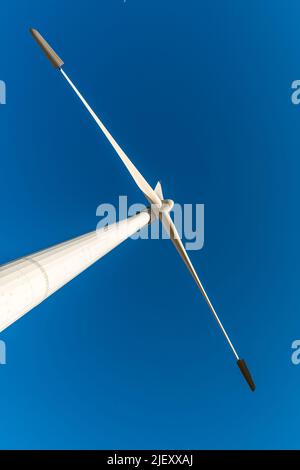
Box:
154;181;164;200
160;211;255;391
160;211;239;358
30;28;161;206
60;69;162;207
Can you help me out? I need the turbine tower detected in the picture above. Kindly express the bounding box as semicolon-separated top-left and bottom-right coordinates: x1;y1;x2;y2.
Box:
0;211;151;333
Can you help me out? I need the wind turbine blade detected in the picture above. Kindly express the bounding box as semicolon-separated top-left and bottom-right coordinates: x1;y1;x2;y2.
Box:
159;211;255;391
154;181;164;200
29;28;161;207
160;212;237;355
59;69;162;207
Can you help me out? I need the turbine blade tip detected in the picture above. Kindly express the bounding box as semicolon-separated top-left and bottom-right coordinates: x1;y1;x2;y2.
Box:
29;27;64;69
237;359;255;392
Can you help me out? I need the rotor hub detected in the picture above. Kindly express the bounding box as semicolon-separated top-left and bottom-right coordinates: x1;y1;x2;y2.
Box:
160;199;174;213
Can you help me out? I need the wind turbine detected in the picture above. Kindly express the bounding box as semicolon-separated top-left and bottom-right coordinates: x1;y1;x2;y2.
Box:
25;28;255;391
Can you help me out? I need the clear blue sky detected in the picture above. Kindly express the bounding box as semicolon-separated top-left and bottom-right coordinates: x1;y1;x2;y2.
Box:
0;0;300;450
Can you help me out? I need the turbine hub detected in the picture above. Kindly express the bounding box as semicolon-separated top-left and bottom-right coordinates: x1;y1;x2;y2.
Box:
160;199;174;212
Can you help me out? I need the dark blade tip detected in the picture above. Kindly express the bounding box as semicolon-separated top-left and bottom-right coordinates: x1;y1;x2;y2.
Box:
29;27;64;69
237;359;255;392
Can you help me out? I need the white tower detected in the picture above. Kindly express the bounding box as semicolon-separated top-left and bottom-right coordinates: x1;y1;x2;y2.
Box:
0;210;150;333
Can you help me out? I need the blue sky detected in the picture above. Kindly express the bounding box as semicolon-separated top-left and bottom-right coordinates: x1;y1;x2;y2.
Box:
0;0;300;449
